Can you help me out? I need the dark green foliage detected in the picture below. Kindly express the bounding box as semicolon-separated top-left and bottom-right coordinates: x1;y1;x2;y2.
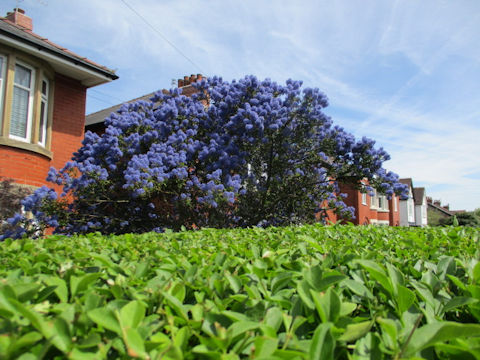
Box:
0;225;479;359
439;212;480;227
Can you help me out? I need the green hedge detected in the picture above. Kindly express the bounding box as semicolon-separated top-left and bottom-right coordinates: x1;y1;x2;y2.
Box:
0;225;479;359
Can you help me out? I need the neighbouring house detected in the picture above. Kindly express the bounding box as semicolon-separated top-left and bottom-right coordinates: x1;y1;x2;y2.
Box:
85;74;204;135
399;178;416;226
340;183;400;226
0;8;117;189
427;197;453;225
413;187;428;227
426;197;466;225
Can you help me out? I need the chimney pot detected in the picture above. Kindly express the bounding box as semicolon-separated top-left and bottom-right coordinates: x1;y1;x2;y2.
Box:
190;74;196;83
178;79;184;87
5;8;33;31
183;75;189;85
197;74;203;81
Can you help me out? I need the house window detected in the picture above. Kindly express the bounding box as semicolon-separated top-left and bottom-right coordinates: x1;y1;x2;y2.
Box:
38;78;49;146
0;51;53;154
408;198;414;222
378;195;389;211
361;192;367;205
0;55;5;118
370;190;377;209
394;197;398;212
10;62;35;142
378;195;384;210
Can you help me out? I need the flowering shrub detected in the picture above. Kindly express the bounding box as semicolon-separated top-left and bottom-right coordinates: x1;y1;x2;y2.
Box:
2;76;407;239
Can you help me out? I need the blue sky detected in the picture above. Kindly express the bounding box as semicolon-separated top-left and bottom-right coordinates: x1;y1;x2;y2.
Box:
3;0;480;210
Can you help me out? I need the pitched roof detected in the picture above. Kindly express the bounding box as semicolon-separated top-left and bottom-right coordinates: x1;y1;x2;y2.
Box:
85;91;158;127
85;84;200;127
0;17;118;86
399;178;413;188
413;187;425;205
427;202;453;216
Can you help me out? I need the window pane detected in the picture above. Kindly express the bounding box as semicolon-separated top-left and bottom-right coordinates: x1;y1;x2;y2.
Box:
10;87;29;138
39;101;46;143
14;64;31;88
0;57;3;78
42;80;47;95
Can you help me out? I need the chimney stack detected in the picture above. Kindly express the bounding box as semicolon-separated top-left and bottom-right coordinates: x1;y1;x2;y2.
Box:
5;8;33;31
177;74;204;87
443;204;450;211
433;200;441;206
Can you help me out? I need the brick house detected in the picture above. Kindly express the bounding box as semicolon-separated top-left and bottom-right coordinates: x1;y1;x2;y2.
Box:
0;8;117;188
339;183;400;226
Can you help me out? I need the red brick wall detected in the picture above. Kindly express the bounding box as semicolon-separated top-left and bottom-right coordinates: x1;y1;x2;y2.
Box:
0;74;86;189
50;74;86;171
339;184;377;225
0;145;50;187
377;210;389;222
389;196;400;226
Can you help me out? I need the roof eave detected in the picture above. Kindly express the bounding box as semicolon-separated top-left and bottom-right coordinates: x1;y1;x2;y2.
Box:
0;31;118;87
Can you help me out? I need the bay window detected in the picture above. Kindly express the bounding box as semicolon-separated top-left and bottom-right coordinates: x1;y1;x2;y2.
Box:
0;50;53;156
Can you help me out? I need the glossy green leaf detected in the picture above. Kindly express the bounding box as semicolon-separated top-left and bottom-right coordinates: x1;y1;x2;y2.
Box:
343;279;374;299
396;285;415;314
352;332;382;360
254;337;278;358
228;320;259;339
404;322;480;356
70;273;101;298
161;291;188;321
87;307;121;335
124;327;146;359
311;288;341;323
338;320;373;342
119;300;145;329
443;296;478;313
8;331;42;355
309;322;335;360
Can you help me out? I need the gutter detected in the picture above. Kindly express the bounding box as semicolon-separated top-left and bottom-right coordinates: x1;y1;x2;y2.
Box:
0;30;118;84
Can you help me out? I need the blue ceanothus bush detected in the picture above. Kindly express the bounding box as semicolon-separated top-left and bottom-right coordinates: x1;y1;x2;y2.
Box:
3;76;407;239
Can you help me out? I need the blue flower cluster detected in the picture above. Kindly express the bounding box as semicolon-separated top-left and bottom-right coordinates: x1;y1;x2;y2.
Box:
2;75;408;239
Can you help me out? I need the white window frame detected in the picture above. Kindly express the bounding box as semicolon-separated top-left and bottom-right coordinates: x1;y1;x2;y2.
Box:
394;196;398;212
9;61;35;143
0;54;6;120
408;198;415;222
361;192;367;205
378;195;389;211
370;190;377;209
38;77;49;146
